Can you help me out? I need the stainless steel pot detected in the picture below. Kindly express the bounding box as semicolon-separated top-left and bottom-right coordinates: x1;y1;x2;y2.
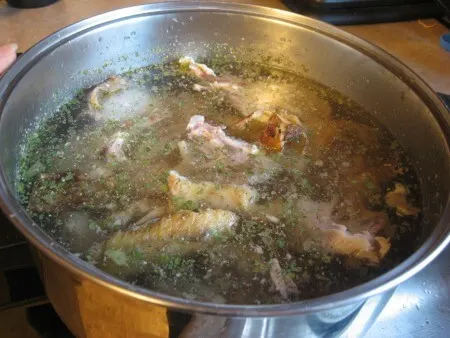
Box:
0;2;449;337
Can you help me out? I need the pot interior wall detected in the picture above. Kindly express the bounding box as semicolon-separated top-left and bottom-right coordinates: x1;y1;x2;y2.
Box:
0;9;448;247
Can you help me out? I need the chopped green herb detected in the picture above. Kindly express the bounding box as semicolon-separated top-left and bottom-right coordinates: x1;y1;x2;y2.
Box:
162;143;173;155
131;248;144;261
364;179;376;190
105;249;128;266
216;162;225;172
88;220;101;232
172;197;198;211
63;172;74;182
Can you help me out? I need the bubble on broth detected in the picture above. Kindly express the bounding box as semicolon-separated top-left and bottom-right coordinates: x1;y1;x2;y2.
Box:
99;87;155;120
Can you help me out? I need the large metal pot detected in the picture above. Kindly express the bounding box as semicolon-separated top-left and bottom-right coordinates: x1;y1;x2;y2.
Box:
0;2;449;337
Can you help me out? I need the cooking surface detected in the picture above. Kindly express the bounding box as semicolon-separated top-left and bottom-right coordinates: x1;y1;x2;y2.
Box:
0;0;449;337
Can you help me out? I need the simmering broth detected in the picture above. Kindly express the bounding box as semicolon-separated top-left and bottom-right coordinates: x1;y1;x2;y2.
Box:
17;58;422;304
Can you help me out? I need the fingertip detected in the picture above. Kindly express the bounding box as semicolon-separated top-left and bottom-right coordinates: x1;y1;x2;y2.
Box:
0;43;19;55
0;51;17;74
9;43;19;53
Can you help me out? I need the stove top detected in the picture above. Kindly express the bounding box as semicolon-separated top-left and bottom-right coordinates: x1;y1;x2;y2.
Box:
283;0;448;25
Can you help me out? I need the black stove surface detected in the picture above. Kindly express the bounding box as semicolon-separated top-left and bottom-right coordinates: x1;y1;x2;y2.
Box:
0;212;73;337
283;0;448;24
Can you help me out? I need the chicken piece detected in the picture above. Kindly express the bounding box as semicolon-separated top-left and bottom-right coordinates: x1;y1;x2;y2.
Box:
385;183;421;217
179;56;216;81
95;207;235;272
259;112;307;152
102;132;128;162
235;109;307;152
321;223;391;265
285;198;391;265
89;76;128;110
269;258;299;300
179;56;241;93
188;115;259;155
168;170;258;212
106;209;239;249
187;115;259;163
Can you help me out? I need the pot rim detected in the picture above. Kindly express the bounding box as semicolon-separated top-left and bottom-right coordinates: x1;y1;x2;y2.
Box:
0;1;449;317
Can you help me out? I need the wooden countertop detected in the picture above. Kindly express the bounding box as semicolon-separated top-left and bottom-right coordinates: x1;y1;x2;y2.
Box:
1;0;449;93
